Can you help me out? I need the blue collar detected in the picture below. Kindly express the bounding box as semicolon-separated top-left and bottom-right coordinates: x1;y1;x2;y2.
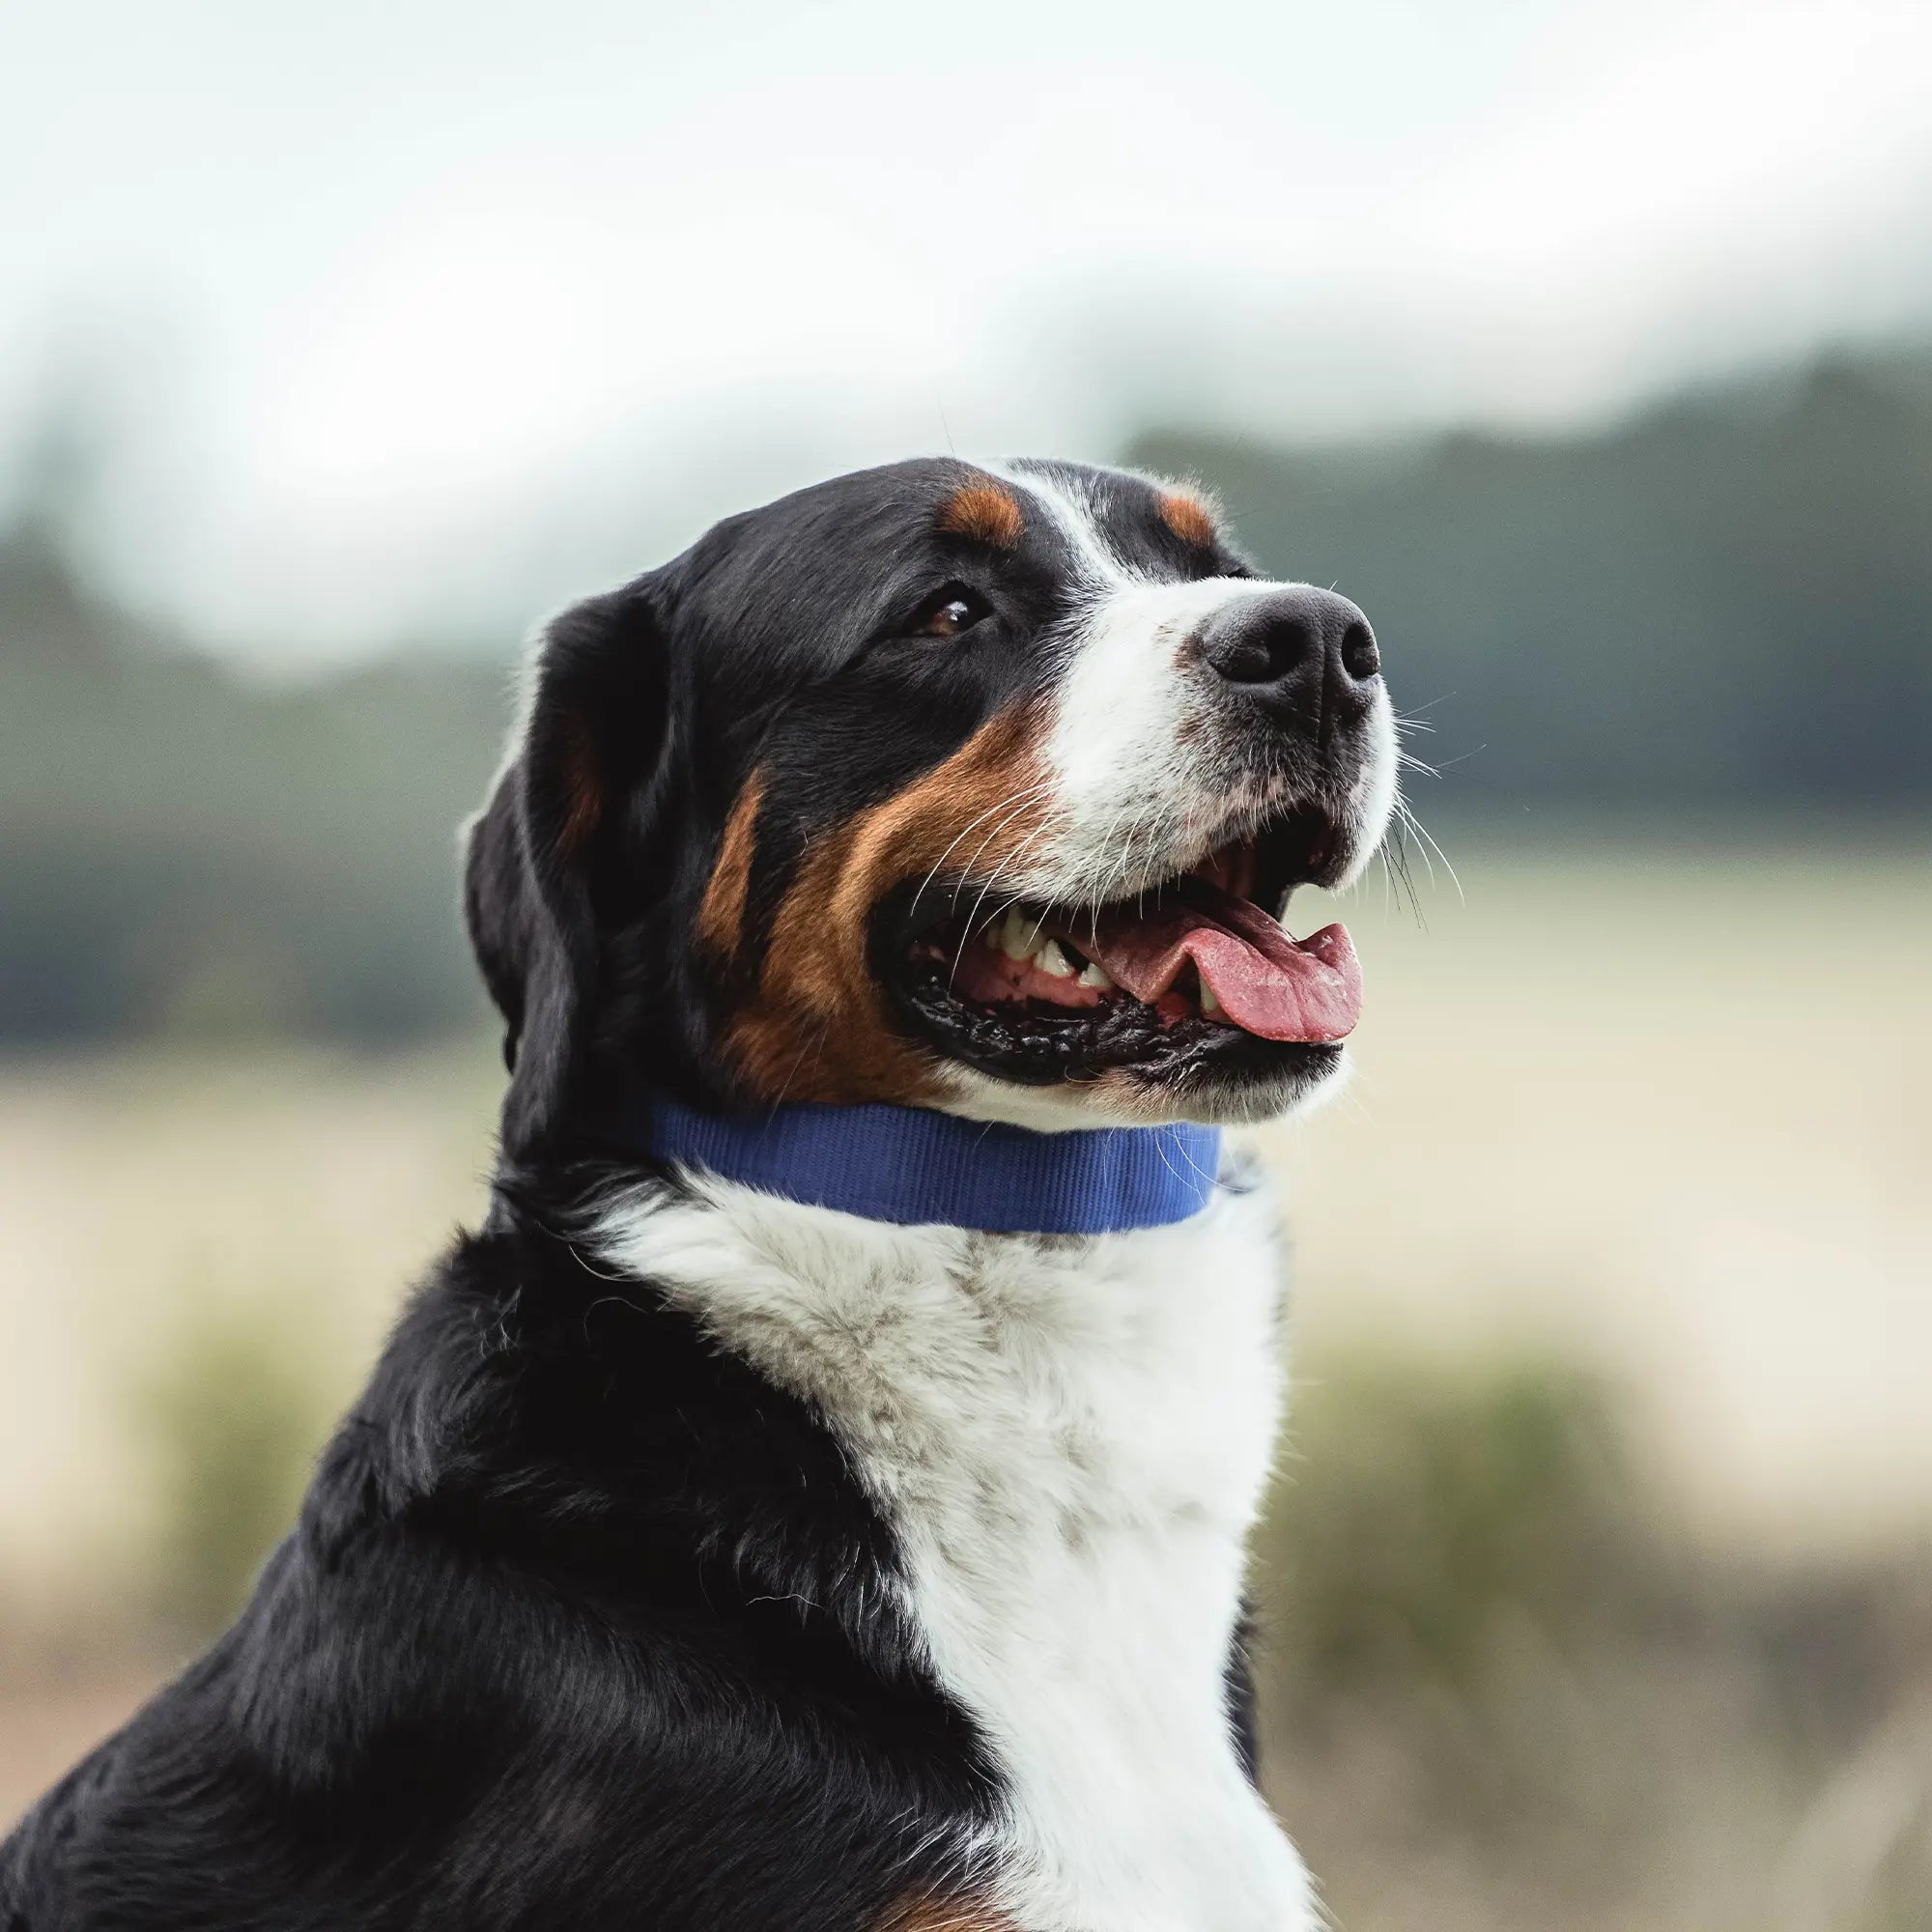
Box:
616;1094;1223;1235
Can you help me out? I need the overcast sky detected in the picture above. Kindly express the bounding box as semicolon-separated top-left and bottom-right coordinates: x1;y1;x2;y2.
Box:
5;0;1930;658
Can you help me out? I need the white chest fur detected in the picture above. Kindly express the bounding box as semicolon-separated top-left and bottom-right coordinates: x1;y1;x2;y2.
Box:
594;1171;1314;1932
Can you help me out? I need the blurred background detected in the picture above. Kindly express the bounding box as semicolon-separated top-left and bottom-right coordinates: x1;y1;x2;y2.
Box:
2;2;1929;1925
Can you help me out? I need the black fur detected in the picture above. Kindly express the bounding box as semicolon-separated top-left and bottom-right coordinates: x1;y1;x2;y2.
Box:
3;459;1272;1929
4;1193;1001;1929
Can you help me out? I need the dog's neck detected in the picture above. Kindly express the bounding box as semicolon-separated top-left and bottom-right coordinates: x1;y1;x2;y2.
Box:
602;1091;1224;1236
588;1161;1313;1929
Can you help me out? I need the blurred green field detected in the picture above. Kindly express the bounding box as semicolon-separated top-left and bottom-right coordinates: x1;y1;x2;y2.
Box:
2;837;1928;1929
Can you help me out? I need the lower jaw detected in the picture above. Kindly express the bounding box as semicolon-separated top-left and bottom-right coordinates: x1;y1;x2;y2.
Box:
892;963;1343;1106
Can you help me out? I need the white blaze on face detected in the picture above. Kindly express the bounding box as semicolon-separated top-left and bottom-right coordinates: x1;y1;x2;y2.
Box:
1041;574;1320;897
987;463;1399;906
1344;675;1400;876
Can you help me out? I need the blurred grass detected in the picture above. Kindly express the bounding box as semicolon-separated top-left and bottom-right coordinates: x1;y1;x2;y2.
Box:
1263;1352;1932;1932
130;1290;338;1634
1266;1353;1642;1700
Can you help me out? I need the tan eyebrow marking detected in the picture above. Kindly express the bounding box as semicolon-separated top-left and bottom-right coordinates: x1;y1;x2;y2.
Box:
936;478;1024;550
1156;489;1218;550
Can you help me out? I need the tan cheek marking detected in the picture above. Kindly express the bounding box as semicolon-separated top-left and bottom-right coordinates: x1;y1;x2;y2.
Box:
720;705;1051;1105
697;771;763;962
1157;489;1218;551
936;478;1024;550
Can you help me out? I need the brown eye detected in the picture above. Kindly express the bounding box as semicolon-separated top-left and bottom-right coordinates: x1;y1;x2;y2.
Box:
921;589;990;639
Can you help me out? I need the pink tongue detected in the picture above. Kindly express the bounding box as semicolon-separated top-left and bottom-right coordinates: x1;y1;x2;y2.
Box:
1084;880;1361;1042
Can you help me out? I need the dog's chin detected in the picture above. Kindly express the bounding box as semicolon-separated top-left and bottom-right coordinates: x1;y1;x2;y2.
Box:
935;1040;1350;1133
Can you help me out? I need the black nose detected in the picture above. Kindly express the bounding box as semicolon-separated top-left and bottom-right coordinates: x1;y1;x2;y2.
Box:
1196;586;1380;733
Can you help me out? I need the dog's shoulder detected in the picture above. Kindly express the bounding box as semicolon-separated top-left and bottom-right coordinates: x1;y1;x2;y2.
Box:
2;1209;1002;1932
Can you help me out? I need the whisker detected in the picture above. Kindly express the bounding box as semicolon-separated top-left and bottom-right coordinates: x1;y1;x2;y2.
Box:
948;790;1061;937
1147;1128;1187;1191
1167;1125;1220;1189
1106;799;1162;901
766;1018;834;1113
1088;797;1164;943
1079;798;1143;945
1381;814;1426;925
950;821;1057;985
1395;797;1465;905
905;780;1056;925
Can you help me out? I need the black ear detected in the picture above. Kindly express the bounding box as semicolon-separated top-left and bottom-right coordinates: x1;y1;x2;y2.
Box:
464;582;673;1159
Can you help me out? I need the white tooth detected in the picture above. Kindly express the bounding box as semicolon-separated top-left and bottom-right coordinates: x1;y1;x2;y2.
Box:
1077;961;1115;989
1200;980;1223;1015
1037;939;1074;979
999;909;1036;960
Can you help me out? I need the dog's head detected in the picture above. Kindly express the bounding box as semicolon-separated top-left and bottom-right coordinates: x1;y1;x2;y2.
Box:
465;458;1396;1155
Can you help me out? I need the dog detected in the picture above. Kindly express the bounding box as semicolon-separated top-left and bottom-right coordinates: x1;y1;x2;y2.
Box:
2;457;1395;1931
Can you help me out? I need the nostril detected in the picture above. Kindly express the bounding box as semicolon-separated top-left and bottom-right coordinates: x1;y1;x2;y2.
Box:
1209;635;1275;684
1204;613;1315;686
1265;617;1318;680
1339;622;1379;682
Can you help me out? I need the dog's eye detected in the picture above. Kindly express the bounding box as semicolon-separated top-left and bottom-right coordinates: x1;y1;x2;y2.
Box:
919;588;991;640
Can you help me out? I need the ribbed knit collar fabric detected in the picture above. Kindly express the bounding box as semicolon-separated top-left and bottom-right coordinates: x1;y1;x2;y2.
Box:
615;1093;1223;1235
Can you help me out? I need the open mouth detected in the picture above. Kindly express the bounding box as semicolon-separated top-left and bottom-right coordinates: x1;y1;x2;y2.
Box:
879;810;1360;1092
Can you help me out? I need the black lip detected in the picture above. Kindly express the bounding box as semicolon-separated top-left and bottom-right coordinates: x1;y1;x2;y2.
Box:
889;951;1341;1090
869;802;1352;1092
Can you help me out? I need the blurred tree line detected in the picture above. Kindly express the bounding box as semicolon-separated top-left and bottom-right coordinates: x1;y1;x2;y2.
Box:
0;526;508;1045
1131;342;1932;810
3;343;1928;1046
